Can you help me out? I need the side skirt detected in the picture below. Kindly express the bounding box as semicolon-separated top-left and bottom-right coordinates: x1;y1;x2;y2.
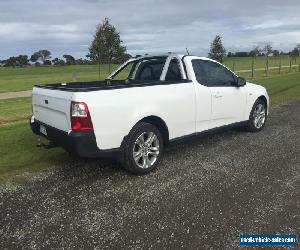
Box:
168;121;248;146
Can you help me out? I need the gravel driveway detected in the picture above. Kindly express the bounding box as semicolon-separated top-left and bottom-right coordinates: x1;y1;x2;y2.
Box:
1;100;299;249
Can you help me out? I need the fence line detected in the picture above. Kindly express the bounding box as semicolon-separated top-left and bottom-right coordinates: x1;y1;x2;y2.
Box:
235;64;300;73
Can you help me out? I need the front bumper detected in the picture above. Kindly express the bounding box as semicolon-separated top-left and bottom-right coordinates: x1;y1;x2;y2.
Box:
29;116;119;158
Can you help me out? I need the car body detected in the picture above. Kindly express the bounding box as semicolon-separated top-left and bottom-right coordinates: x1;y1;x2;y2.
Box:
30;53;269;174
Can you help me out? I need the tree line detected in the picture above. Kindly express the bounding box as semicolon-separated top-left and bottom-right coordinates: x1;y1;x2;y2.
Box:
0;51;94;67
208;35;300;63
227;44;300;60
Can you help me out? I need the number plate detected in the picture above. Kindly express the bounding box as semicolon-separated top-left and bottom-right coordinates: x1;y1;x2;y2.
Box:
40;125;47;136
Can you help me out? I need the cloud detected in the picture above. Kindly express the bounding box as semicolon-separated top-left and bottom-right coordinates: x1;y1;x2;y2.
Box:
0;23;81;41
0;0;300;59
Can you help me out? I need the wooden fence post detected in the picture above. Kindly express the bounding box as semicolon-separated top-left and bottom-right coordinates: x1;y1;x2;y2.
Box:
72;71;77;82
279;56;281;74
98;59;101;80
265;57;269;77
232;62;235;72
289;59;292;73
251;58;254;79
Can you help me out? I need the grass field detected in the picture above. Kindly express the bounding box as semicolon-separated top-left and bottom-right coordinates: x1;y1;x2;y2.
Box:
0;63;300;184
0;97;31;124
0;56;299;93
0;64;120;93
0;122;74;184
254;72;300;105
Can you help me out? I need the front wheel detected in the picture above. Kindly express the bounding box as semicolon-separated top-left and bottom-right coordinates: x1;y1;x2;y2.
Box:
121;122;163;174
246;99;267;132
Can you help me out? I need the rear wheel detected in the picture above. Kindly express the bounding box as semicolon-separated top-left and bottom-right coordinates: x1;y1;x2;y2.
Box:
121;122;163;174
246;99;267;132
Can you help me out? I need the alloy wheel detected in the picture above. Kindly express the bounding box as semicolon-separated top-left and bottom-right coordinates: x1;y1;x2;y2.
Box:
133;132;160;169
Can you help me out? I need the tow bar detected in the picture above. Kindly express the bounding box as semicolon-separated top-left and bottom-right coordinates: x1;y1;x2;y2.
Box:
36;138;57;149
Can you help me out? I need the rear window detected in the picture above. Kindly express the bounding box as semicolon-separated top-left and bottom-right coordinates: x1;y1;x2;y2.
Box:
165;59;182;81
135;59;166;81
110;57;168;83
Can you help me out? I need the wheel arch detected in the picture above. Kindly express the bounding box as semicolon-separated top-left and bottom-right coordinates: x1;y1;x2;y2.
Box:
122;115;169;147
257;95;268;106
138;116;169;145
246;94;269;120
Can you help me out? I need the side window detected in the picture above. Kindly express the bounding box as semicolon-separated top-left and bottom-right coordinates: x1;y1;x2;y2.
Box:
192;59;236;87
165;59;182;81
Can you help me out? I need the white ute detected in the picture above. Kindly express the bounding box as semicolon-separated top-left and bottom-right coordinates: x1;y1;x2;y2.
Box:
30;54;269;174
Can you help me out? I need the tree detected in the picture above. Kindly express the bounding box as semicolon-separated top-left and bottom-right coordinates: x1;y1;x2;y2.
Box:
3;57;17;67
114;53;132;63
89;17;127;76
262;44;273;56
3;55;29;67
52;57;60;65
272;50;280;56
30;53;39;63
249;46;261;57
63;54;75;65
208;35;226;62
75;58;91;65
19;55;29;66
290;44;300;63
44;60;52;65
235;52;249;57
30;50;51;64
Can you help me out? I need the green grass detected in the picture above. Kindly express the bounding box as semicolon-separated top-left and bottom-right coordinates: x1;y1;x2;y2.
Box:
0;97;31;124
252;72;300;105
0;122;73;184
0;71;299;184
0;64;120;92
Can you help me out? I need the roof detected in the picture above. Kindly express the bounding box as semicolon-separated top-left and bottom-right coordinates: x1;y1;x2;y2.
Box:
131;53;215;63
132;53;186;60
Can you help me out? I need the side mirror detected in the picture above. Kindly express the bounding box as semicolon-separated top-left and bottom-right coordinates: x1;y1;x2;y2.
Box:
236;77;246;87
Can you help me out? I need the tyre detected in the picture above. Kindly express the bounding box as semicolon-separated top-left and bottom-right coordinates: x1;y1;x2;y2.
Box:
246;98;267;132
121;122;164;174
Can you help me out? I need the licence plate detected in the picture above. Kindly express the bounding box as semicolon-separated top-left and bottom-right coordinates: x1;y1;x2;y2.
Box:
40;125;47;136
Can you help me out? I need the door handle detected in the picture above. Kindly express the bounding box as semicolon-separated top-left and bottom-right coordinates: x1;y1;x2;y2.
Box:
213;93;223;98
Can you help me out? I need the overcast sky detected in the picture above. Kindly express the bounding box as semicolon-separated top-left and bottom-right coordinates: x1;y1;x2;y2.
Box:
0;0;300;59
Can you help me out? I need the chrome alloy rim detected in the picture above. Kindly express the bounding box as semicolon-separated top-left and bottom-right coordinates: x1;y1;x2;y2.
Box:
253;103;266;129
133;132;160;169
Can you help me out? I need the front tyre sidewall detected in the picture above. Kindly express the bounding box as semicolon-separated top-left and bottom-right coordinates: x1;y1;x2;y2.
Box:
248;99;267;132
